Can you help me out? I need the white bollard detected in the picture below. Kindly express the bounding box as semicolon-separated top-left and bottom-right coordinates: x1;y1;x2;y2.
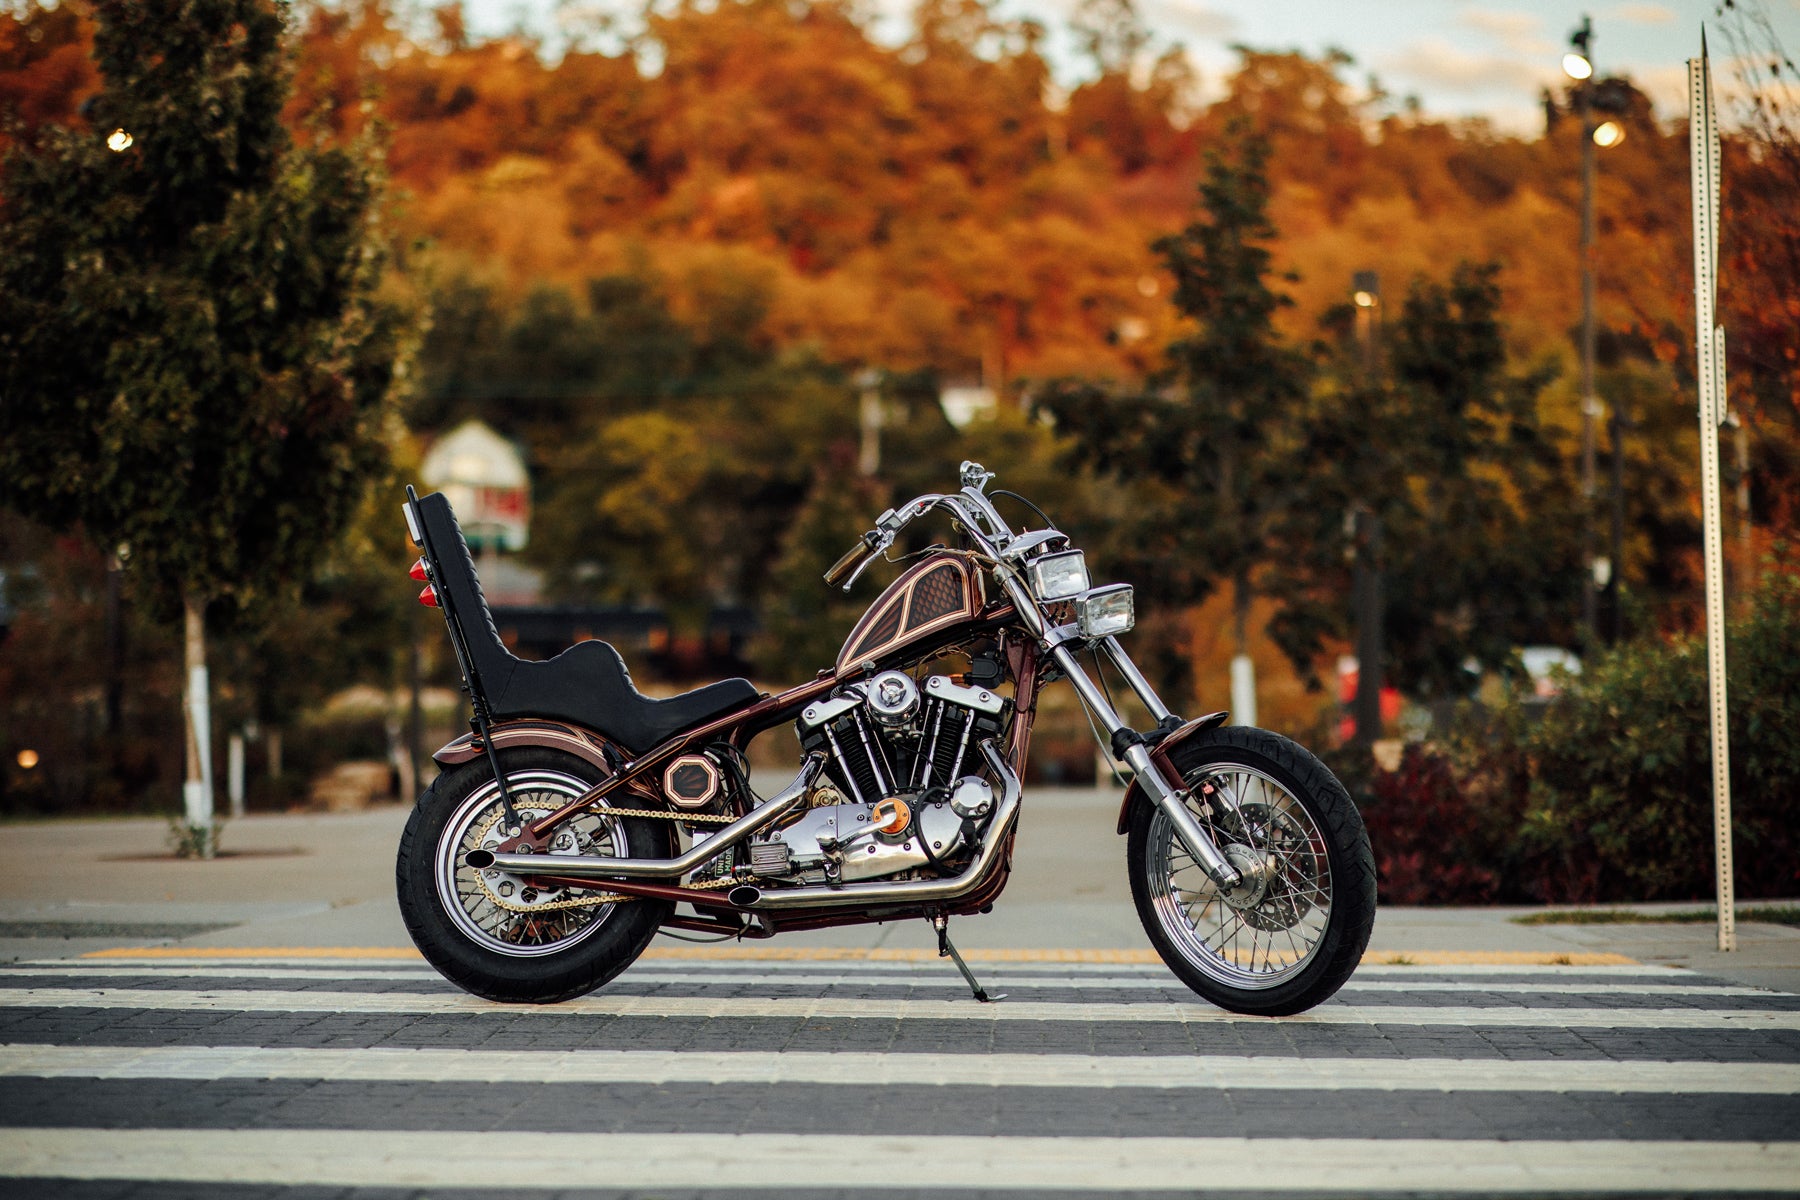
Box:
228;733;245;819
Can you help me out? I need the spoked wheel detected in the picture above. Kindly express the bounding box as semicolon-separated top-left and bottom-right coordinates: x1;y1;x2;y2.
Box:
1127;725;1375;1016
397;747;672;1003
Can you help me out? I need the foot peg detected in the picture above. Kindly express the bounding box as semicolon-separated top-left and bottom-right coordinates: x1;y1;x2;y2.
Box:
933;914;1004;1003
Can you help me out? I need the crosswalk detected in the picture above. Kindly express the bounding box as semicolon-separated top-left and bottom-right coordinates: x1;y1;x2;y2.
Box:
0;948;1796;1196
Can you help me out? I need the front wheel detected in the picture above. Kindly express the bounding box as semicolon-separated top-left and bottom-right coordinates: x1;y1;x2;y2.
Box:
1127;725;1375;1016
396;747;674;1003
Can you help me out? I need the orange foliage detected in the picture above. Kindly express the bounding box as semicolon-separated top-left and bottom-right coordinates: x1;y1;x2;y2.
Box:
0;0;1777;431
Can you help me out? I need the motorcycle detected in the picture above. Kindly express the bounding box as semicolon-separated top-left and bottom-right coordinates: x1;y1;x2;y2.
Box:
396;461;1375;1015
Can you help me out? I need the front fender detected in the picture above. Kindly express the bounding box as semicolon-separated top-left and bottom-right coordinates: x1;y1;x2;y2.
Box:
1113;711;1231;834
432;719;619;778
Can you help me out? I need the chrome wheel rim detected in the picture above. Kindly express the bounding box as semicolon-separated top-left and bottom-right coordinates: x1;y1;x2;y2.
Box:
1147;763;1333;990
435;769;627;958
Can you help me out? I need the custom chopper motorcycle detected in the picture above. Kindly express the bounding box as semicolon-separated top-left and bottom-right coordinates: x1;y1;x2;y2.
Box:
396;462;1375;1015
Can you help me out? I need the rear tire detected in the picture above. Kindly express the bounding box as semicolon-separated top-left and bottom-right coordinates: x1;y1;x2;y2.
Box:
1126;726;1375;1016
396;747;673;1003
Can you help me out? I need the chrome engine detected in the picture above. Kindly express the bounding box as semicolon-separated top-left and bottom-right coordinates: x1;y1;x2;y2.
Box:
752;671;1010;885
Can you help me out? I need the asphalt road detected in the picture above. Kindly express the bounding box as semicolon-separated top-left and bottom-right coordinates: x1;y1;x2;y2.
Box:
1;793;1797;1196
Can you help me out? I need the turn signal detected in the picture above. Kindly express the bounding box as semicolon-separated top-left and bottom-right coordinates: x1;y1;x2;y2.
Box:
418;585;440;608
409;557;429;582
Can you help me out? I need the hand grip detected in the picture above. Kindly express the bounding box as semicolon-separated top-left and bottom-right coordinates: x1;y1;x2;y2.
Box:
823;534;876;587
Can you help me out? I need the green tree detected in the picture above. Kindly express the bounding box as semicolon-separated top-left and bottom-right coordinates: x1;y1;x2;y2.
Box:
1265;263;1581;698
1041;123;1312;713
0;0;407;847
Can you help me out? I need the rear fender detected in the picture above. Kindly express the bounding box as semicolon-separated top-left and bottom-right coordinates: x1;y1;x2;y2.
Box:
1113;711;1231;834
432;719;620;778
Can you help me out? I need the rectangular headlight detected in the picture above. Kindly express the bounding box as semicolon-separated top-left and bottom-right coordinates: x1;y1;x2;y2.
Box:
1027;550;1089;601
1076;584;1134;637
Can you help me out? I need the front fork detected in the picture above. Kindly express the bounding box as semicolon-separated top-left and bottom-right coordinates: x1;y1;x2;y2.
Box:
1048;641;1245;891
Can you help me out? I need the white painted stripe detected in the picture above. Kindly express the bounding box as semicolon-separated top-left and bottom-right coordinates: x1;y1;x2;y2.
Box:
3;964;1771;1000
53;955;1694;977
1;1043;1791;1094
2;987;1793;1029
3;1129;1796;1191
0;965;1774;999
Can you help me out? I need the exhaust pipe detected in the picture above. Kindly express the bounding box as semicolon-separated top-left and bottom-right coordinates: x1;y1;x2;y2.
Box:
734;741;1021;911
472;754;823;880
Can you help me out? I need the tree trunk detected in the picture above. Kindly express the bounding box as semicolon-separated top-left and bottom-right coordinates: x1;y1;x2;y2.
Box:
103;552;124;735
181;592;216;857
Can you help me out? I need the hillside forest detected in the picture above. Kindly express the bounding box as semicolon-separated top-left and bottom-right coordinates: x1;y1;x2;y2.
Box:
1;0;1797;817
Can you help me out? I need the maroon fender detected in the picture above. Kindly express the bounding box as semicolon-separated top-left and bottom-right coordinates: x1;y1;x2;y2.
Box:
432;719;620;776
1113;711;1231;834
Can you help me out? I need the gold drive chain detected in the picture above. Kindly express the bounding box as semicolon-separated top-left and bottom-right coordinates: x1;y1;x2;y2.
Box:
467;804;742;915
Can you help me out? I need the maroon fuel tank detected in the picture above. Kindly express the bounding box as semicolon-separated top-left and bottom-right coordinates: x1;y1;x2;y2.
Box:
835;553;983;673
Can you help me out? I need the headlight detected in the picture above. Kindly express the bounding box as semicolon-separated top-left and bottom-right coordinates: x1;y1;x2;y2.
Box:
1027;550;1089;600
1076;584;1134;637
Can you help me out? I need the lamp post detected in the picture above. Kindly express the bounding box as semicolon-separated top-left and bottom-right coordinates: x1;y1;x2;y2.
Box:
1565;17;1601;646
1349;273;1383;748
1563;17;1628;645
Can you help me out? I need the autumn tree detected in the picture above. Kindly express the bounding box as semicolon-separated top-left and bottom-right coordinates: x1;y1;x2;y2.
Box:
1714;2;1800;530
0;0;406;848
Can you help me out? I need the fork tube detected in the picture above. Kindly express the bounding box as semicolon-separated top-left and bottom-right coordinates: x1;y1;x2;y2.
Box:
1100;636;1173;723
1049;644;1242;889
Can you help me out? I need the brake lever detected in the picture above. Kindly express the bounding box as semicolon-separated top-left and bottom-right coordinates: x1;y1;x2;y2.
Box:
841;547;882;592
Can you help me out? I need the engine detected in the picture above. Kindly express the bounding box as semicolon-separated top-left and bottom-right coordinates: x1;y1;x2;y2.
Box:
749;670;1010;886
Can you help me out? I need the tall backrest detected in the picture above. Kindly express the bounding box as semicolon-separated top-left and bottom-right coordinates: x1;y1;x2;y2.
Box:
412;490;518;704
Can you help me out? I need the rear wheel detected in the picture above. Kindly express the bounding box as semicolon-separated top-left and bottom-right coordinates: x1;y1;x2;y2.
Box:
1126;725;1375;1016
396;747;673;1003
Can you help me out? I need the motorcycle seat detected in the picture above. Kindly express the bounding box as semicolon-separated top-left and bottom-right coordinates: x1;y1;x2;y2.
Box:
412;490;760;753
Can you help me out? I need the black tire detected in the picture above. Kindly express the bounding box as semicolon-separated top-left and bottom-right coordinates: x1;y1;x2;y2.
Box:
1126;725;1375;1016
396;747;673;1004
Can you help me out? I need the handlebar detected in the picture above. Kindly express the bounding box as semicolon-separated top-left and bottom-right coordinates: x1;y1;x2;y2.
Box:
823;473;1019;592
823;532;879;588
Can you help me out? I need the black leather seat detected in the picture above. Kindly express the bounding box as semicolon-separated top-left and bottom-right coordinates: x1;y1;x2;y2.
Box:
413;491;759;753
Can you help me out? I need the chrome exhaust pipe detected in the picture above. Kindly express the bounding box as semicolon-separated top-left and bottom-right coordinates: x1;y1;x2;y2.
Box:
736;741;1021;911
472;754;824;880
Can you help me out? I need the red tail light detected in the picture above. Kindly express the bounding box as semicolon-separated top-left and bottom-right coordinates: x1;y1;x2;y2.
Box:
418;585;440;608
409;557;429;582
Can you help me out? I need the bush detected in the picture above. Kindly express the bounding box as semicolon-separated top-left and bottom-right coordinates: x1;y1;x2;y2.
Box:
1507;560;1800;902
1355;742;1522;904
1344;555;1800;905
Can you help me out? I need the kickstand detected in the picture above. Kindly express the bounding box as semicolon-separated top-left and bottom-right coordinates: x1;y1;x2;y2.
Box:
933;914;1005;1003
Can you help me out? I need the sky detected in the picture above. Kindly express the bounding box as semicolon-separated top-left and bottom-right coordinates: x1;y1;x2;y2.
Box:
461;0;1800;134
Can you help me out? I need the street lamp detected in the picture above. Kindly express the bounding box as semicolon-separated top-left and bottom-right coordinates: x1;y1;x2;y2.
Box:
1352;270;1380;376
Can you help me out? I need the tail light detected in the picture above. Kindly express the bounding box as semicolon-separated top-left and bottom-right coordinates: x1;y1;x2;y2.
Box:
418;585;440;608
409;557;429;582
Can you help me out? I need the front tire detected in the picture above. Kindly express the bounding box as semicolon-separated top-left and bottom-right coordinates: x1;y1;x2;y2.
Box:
1127;726;1375;1016
396;747;673;1003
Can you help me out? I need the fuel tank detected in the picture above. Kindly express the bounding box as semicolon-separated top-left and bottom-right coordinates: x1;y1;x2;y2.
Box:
836;553;982;673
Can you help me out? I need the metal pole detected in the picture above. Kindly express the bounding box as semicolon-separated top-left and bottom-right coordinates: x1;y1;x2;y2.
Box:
1352;507;1384;747
1689;43;1735;952
1579;87;1599;647
1608;399;1626;642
